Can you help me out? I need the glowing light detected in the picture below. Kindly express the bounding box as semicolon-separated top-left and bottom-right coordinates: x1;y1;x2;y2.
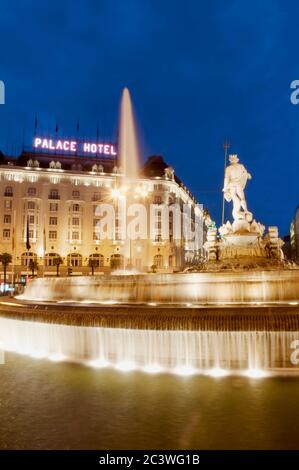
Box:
88;359;109;369
289;301;298;306
30;350;47;360
100;300;118;305
143;364;164;374
207;367;229;378
48;353;66;362
33;137;117;156
173;365;196;376
147;302;157;306
115;361;136;372
0;301;22;307
111;188;121;199
244;368;267;379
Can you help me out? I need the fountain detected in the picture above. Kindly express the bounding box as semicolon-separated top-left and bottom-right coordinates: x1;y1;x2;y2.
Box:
1;91;299;377
118;87;140;180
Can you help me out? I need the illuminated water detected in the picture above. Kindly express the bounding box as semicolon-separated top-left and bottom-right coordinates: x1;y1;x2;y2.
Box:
1;353;299;449
0;316;298;375
19;271;299;304
118;87;140;179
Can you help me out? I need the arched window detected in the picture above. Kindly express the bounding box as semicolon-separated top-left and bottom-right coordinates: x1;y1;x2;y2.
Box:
92;164;98;172
154;254;163;268
44;253;62;267
67;253;82;267
33;160;40;168
27;159;34;167
4;186;13;197
98;164;104;173
55;161;61;169
28;201;35;210
110;253;124;269
89;253;104;267
21;252;37;267
49;161;56;169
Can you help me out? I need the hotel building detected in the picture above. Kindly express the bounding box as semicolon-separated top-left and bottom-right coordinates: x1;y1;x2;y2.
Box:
0;147;206;281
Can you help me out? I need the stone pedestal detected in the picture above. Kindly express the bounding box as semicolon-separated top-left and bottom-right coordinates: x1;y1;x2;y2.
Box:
204;219;284;268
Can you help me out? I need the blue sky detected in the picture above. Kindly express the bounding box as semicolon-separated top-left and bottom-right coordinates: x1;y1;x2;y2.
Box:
0;0;299;234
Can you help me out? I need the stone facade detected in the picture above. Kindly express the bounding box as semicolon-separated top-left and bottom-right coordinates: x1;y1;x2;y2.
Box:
0;152;205;281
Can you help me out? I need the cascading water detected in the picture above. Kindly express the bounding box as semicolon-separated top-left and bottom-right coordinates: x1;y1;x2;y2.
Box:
19;270;299;304
0;316;298;375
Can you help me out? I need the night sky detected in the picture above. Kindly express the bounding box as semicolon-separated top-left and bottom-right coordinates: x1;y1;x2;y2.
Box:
1;0;299;235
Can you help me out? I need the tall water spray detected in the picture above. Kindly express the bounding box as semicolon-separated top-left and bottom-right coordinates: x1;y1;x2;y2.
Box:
118;87;140;180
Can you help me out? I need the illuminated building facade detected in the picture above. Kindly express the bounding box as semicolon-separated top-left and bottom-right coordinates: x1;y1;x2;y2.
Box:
0;147;206;280
290;206;299;260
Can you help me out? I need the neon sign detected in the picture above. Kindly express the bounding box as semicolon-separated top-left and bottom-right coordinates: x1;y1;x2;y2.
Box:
33;137;117;156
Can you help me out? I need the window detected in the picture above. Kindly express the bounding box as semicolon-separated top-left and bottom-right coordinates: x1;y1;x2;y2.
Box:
49;161;61;169
93;232;101;241
154;184;163;191
110;254;124;269
154;254;163;268
49;217;57;225
72;217;80;226
28;201;35;210
4;200;12;209
72;190;80;199
67;253;82;267
49;189;60;199
3;229;10;239
169;255;174;267
154;196;162;204
29;215;35;224
21;252;37;266
93;192;101;201
3;214;11;224
155;234;162;242
4;186;13;197
89;253;104;267
27;187;36;196
49;203;58;212
44;253;61;267
49;231;57;240
72;231;79;240
72;204;80;212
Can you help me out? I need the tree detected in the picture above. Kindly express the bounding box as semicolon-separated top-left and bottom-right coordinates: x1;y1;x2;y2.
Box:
151;264;157;274
88;258;98;276
29;259;39;277
53;256;63;277
0;252;12;287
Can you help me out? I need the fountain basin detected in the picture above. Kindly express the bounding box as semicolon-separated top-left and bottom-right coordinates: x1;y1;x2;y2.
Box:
0;315;298;374
18;270;299;304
